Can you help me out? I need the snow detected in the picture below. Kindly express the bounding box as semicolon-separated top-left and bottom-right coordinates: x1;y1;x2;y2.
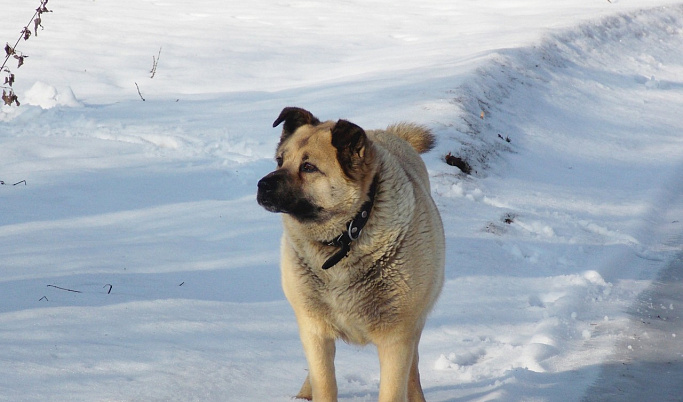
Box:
22;81;82;109
1;0;682;400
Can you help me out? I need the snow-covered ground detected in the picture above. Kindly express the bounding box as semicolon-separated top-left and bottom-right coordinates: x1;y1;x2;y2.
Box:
1;0;682;400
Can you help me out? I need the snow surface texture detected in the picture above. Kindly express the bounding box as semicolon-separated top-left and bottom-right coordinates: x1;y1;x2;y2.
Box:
1;1;682;401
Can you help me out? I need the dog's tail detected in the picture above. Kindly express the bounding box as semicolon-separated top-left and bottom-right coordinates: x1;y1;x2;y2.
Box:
385;123;436;154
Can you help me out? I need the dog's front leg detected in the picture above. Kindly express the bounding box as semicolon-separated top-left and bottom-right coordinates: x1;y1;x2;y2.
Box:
408;342;426;402
376;335;419;402
297;321;337;401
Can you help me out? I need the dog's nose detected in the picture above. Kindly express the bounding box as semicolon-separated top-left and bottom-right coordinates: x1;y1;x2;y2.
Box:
257;175;276;193
258;170;289;195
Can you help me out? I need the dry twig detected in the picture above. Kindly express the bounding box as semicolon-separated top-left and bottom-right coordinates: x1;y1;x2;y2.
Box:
1;0;52;106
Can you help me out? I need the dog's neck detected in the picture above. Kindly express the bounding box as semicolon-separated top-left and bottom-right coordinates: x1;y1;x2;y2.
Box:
321;176;379;270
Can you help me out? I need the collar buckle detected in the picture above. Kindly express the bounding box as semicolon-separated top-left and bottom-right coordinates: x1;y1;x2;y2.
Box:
347;219;362;241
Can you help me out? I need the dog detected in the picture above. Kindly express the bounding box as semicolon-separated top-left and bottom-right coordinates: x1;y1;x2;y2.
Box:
257;107;445;401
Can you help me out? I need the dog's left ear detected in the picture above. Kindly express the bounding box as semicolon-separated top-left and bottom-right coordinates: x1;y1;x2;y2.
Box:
331;119;368;178
273;107;321;142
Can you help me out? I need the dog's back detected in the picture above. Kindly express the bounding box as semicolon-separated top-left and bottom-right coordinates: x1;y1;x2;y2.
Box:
368;123;436;192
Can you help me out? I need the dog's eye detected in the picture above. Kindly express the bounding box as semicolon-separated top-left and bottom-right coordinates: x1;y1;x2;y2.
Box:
300;162;318;173
276;156;283;167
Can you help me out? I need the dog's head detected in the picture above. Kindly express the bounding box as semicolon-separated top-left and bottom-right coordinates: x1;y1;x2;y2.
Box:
257;107;374;222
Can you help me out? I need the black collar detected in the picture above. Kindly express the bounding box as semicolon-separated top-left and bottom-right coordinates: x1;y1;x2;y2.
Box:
321;177;378;270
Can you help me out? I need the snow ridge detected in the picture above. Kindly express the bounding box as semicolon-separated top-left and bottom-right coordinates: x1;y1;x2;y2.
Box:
444;4;683;176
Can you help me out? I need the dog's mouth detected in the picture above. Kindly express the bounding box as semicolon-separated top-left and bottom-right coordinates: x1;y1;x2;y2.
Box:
257;196;321;220
255;194;281;213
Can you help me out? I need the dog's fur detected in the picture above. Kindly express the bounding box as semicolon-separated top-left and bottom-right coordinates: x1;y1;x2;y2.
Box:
257;107;445;401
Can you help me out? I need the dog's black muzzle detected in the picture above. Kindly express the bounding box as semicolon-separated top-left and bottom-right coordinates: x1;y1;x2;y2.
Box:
257;171;321;221
257;170;286;212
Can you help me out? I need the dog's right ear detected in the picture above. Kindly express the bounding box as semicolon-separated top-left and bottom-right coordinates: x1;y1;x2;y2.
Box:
331;119;368;179
273;107;321;141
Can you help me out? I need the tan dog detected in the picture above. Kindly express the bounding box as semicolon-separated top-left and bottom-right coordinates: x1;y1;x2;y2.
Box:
257;107;445;401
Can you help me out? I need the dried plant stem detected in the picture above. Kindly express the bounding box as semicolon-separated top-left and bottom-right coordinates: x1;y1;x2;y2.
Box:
47;284;82;293
135;82;145;101
1;0;48;71
150;47;161;78
2;0;51;106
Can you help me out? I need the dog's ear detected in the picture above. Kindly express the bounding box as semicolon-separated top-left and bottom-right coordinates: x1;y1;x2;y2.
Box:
273;107;321;141
331;119;368;178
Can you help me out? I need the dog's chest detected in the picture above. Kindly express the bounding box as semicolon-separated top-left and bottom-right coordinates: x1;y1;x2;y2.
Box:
306;266;401;344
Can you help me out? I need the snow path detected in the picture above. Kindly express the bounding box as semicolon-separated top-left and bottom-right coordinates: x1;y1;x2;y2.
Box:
584;255;683;401
583;164;683;401
1;1;682;401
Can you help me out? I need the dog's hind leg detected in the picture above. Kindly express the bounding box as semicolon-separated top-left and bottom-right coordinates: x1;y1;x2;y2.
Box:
295;374;312;400
298;326;337;402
